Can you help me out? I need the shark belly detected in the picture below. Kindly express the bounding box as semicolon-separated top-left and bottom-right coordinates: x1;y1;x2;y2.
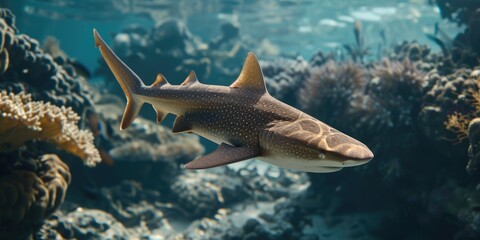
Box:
258;153;343;173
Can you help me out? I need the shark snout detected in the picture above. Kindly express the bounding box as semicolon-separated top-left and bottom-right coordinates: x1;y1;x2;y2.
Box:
321;132;374;167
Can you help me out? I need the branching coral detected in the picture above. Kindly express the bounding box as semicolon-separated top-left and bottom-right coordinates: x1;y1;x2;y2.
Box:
0;154;70;239
0;91;101;166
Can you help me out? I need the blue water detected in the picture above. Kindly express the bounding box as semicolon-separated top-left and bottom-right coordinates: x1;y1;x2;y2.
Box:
7;0;459;79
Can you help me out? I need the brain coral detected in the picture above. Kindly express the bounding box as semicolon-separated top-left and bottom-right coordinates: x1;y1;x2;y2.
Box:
0;91;101;166
0;154;70;239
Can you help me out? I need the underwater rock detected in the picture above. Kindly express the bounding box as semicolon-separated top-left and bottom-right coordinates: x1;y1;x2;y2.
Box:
0;8;94;114
43;209;131;240
170;171;249;218
467;118;480;174
261;56;310;106
96;180;175;236
38;181;175;239
174;192;315;240
0;91;101;165
84;93;203;185
236;166;309;202
170;166;308;219
0;154;71;239
242;197;315;240
175;208;240;240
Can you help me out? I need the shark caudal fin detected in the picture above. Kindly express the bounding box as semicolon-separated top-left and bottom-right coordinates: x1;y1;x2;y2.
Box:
93;29;145;130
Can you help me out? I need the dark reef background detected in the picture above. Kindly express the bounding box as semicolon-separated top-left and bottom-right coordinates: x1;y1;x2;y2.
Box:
1;0;480;239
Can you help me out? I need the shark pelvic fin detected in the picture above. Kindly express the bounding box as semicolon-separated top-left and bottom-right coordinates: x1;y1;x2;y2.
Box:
230;52;267;93
151;73;169;87
181;70;199;86
172;115;193;133
184;143;260;169
153;107;167;123
94;29;145;130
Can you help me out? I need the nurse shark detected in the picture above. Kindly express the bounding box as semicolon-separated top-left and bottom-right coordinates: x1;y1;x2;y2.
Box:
93;29;373;173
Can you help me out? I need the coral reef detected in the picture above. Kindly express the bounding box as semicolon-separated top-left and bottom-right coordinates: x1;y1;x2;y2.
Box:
0;9;93;113
36;209;131;240
0;91;101;165
95;20;210;97
78;93;203;186
170;171;248;218
420;68;479;159
0;154;70;239
261;56;310;106
356;59;425;149
299;60;365;129
435;0;480;67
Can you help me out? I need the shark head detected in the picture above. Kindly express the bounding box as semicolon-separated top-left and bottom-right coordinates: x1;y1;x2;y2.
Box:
261;116;374;173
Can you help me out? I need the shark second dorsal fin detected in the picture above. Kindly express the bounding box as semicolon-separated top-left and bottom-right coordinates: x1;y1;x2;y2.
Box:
181;70;199;86
151;73;169;87
230;52;267;93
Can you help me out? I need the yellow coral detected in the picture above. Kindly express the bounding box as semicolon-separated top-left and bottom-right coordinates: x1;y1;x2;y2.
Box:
445;112;471;142
445;74;480;142
0;91;100;166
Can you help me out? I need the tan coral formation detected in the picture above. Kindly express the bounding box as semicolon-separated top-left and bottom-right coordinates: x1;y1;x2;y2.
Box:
0;91;101;166
0;154;71;238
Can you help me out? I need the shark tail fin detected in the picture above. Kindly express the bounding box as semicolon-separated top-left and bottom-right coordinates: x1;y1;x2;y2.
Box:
93;29;145;130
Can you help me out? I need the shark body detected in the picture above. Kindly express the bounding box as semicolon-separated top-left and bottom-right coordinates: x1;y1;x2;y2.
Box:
93;29;373;173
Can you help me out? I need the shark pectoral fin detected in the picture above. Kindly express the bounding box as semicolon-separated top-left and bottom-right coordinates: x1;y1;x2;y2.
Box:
172;115;192;133
230;52;267;93
184;143;259;169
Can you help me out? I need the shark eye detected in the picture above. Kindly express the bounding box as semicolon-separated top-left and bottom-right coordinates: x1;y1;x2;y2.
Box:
319;153;326;160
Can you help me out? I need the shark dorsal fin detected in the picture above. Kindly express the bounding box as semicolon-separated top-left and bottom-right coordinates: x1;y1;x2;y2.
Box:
181;70;199;86
151;73;169;87
230;52;267;92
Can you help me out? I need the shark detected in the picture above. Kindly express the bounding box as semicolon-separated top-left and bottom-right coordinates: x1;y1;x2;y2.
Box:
93;29;373;173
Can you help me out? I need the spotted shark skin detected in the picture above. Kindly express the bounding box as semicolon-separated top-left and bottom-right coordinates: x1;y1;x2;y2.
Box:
93;29;373;173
